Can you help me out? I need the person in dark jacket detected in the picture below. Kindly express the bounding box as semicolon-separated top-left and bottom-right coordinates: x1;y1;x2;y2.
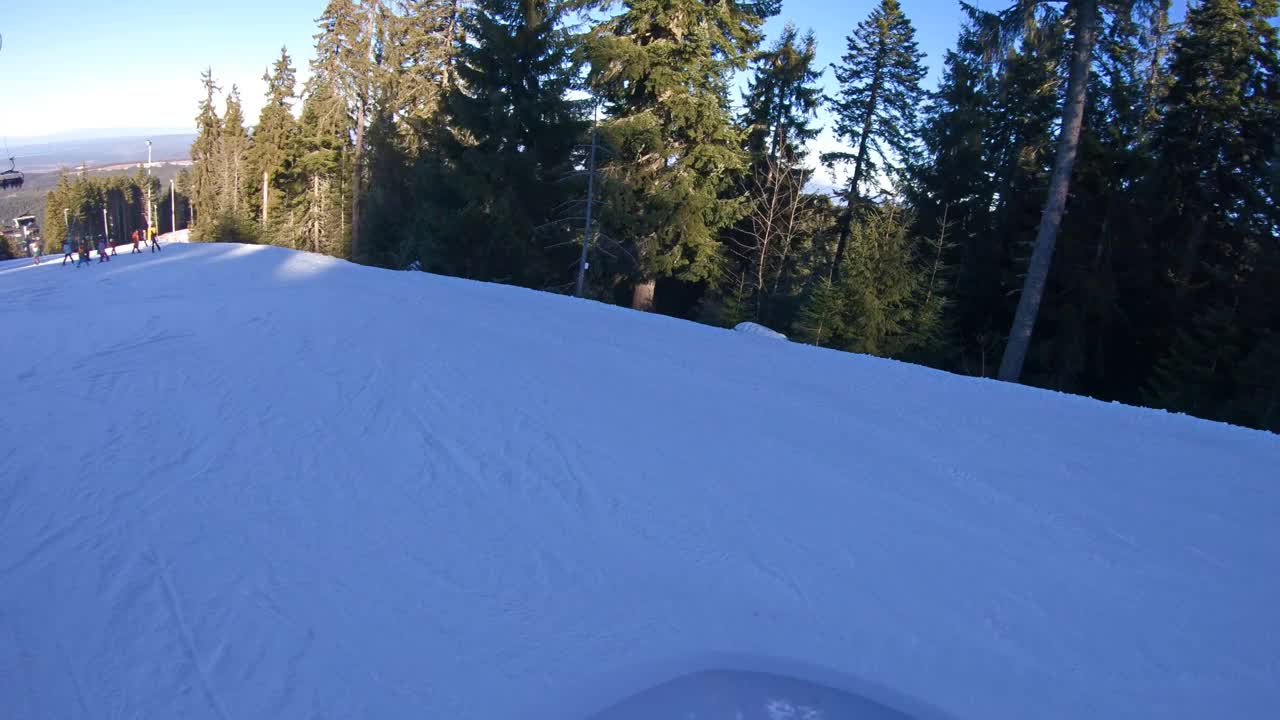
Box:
76;241;92;267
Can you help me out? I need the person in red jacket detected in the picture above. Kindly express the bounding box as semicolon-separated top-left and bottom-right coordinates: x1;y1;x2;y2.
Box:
131;228;142;254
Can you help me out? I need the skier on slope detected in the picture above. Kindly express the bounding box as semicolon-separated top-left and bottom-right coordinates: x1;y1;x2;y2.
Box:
96;235;108;263
76;240;92;267
61;239;74;266
130;228;141;254
29;241;40;265
148;226;161;253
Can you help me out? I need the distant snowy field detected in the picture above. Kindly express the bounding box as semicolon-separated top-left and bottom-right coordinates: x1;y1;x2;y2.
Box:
2;243;1277;720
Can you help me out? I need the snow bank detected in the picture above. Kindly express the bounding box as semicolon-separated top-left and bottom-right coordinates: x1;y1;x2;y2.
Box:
158;228;191;244
2;243;1277;720
734;320;788;340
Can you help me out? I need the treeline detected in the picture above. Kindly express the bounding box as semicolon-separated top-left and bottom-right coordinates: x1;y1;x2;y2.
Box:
190;0;1280;432
41;170;183;252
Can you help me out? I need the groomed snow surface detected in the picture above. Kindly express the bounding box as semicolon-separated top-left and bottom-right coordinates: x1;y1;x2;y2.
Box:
2;242;1278;720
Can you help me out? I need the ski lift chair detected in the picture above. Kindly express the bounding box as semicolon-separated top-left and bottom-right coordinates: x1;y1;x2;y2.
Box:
0;157;23;190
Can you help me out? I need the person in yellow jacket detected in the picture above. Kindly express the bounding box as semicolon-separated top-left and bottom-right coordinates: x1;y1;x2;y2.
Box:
147;225;161;253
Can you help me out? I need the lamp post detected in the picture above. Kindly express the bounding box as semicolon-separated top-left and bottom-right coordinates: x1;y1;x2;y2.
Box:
145;140;153;232
170;179;176;233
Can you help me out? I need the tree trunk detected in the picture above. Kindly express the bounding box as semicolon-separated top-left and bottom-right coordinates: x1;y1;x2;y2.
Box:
831;86;879;282
632;278;656;312
997;0;1099;383
351;100;367;262
261;170;270;227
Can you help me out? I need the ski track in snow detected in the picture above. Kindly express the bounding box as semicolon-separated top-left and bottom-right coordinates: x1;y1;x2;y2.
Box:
1;243;1279;719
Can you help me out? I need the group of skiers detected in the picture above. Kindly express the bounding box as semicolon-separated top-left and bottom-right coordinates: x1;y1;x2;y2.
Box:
58;226;161;267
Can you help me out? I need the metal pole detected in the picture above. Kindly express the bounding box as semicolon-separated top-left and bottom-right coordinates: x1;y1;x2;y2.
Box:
146;140;153;231
170;179;176;233
575;105;599;298
63;208;69;246
102;207;109;240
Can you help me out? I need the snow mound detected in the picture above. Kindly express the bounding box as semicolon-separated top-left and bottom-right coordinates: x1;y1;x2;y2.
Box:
2;243;1278;720
734;320;788;340
159;228;191;244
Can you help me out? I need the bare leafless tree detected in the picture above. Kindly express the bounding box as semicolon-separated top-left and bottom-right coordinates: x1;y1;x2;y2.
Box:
731;148;809;320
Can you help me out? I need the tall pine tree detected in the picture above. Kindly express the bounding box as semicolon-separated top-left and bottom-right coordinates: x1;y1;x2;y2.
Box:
313;0;382;261
908;7;996;373
250;47;300;237
383;0;458;141
824;0;926;280
295;76;353;256
1141;0;1280;426
218;85;252;220
742;24;821;162
584;0;777;311
189;68;223;232
418;0;585;286
989;0;1160;382
827;0;926;281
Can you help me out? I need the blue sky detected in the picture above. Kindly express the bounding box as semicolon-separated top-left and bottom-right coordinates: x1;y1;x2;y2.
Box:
0;0;1003;141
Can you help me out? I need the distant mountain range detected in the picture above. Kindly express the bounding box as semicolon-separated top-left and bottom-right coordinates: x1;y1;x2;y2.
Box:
6;127;196;144
0;130;194;227
6;132;195;174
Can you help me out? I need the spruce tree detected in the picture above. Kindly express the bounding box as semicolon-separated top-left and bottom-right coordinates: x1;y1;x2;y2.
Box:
361;104;415;267
1035;2;1165;394
827;0;927;281
793;205;943;358
794;277;846;348
218;85;251;220
984;7;1065;376
742;24;822;163
1139;0;1280;429
908;9;997;371
839;204;942;357
250;47;300;236
295;77;353;256
1151;0;1280;308
1142;304;1246;425
313;0;382;261
423;0;585;286
189;68;223;232
990;0;1145;382
584;0;777;311
383;0;457;138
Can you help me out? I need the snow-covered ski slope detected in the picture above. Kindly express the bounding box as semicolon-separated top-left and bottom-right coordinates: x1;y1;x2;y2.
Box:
2;243;1277;720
